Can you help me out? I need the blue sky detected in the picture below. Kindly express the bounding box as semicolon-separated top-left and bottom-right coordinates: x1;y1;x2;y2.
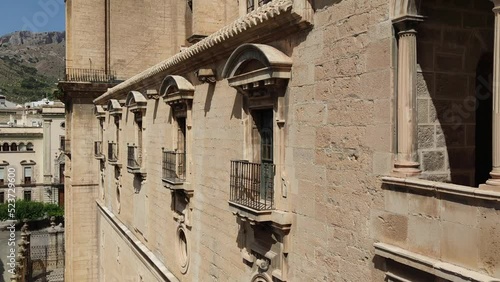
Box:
0;0;65;35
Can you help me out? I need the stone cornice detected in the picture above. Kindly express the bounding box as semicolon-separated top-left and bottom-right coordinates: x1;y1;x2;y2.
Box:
374;242;500;282
94;0;311;104
381;176;500;202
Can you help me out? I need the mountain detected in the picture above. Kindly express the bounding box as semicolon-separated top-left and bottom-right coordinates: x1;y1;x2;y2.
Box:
0;31;65;104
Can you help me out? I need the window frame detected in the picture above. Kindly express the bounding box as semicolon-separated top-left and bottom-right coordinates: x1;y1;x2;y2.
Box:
23;190;31;201
0;167;5;186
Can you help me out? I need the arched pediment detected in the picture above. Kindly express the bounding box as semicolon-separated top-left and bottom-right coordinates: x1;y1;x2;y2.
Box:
20;160;36;165
126;91;147;113
107;99;122;116
160;75;195;106
160;75;194;97
126;91;147;107
222;44;292;88
94;105;106;119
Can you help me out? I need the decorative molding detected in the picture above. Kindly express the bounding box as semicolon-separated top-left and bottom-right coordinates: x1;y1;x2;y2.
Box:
160;76;195;117
381;176;500;202
20;160;36;166
222;44;292;93
390;0;422;20
145;89;159;100
94;105;106;119
125;91;147;113
374;242;500;282
107;99;123;116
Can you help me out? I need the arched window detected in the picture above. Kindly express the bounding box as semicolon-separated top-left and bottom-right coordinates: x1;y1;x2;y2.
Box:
10;143;17;152
125;91;147;172
19;143;26;151
160;76;195;184
223;44;292;211
2;143;9;152
26;143;34;151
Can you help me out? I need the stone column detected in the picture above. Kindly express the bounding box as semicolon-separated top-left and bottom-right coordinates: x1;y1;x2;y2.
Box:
482;1;500;188
393;19;421;176
43;119;52;184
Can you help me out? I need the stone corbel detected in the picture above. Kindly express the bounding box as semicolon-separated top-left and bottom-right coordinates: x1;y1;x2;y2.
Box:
145;89;160;100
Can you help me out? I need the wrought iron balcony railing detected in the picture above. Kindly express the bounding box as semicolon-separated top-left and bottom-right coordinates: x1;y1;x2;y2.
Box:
162;149;186;183
94;141;103;157
127;145;141;169
108;142;118;162
230;160;275;211
64;68;117;83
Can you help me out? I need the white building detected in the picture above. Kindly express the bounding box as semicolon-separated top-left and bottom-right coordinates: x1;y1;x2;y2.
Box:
0;95;65;204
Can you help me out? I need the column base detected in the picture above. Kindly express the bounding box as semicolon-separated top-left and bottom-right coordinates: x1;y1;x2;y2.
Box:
393;161;421;177
479;170;500;191
479;182;500;191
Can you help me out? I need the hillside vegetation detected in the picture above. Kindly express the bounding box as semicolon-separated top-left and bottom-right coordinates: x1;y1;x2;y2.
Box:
0;31;65;104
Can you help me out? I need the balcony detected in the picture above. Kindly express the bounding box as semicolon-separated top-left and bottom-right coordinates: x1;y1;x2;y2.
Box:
230;160;275;211
162;149;186;186
107;142;118;165
22;177;35;186
127;145;142;172
63;139;71;155
64;68;117;83
94;141;104;160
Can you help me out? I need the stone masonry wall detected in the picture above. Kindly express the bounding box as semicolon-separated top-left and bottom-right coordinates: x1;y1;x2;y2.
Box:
377;186;500;277
416;0;494;186
97;0;396;281
65;98;99;281
287;0;393;280
109;0;187;79
65;0;106;71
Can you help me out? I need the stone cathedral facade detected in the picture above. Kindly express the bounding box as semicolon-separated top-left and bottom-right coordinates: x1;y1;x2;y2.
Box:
59;0;500;281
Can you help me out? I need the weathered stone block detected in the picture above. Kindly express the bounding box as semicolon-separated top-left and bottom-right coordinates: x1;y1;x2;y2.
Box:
417;72;434;98
441;221;479;269
360;69;392;100
326;99;374;126
478;207;500;277
422;150;446;171
371;210;408;246
418;125;435;149
418;98;429;124
408;192;439;219
372;152;392;175
441;198;478;226
408;215;441;257
384;189;408;215
366;38;391;71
